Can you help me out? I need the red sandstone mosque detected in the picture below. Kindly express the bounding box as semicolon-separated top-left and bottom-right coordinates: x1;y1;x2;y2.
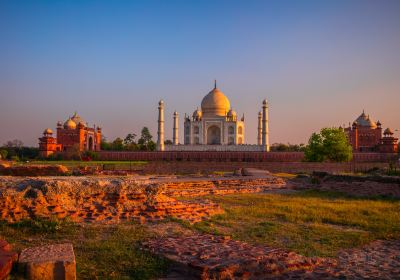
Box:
344;111;398;153
39;112;101;157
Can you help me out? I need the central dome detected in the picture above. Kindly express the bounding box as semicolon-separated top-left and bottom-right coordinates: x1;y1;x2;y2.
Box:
201;84;230;117
355;111;377;128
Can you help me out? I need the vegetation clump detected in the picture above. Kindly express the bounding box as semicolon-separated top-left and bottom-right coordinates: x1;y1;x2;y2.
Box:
304;128;353;162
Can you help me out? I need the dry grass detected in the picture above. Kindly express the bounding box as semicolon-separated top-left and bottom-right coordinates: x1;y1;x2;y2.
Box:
0;219;168;279
188;190;400;257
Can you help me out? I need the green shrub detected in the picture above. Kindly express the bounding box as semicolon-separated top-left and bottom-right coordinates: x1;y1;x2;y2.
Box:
84;151;99;160
0;149;7;160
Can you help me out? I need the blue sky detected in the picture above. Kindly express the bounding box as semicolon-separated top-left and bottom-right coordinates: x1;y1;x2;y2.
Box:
1;0;399;146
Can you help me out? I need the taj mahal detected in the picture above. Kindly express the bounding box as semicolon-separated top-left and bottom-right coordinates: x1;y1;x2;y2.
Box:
156;81;270;152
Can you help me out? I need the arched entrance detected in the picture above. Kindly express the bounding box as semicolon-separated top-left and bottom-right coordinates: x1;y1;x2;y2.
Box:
207;125;221;145
88;137;94;151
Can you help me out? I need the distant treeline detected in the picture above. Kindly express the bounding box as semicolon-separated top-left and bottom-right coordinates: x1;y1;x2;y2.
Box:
100;127;157;151
0;139;39;160
269;143;306;152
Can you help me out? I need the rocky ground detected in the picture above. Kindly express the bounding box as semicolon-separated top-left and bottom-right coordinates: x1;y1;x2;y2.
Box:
145;223;400;280
1;169;400;279
0;171;285;224
292;173;400;198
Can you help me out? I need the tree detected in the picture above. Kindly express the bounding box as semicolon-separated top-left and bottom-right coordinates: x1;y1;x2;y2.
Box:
100;136;111;150
3;139;23;148
124;133;137;145
164;139;173;145
65;144;82;160
138;127;155;151
270;143;306;152
304;128;353;162
111;138;124;151
124;133;138;151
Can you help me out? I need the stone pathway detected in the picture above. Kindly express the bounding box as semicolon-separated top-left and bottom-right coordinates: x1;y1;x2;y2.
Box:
144;234;400;279
143;233;334;279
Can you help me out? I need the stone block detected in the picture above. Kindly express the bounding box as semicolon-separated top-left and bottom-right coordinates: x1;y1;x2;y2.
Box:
0;240;17;280
18;243;76;280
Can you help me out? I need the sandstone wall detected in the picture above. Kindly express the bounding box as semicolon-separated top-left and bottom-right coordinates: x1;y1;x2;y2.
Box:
98;151;398;162
136;161;393;175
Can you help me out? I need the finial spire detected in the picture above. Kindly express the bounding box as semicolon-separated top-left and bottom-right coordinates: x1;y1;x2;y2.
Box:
214;79;217;89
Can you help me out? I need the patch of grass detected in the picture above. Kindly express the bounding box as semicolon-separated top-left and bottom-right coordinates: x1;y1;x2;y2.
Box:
212;171;233;176
186;191;400;257
0;219;168;279
273;172;297;179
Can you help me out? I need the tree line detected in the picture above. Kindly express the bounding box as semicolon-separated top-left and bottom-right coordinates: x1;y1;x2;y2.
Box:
101;127;157;151
0;127;359;163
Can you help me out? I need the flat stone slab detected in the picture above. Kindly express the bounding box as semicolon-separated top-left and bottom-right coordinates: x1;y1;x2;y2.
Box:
19;243;76;280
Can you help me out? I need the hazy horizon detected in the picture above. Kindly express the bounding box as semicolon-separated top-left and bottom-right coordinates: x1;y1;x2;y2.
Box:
1;0;399;147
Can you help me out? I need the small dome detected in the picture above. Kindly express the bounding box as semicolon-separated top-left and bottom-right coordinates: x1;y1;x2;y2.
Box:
57;121;62;127
201;84;230;117
43;128;53;135
193;108;202;119
64;118;76;129
263;99;268;105
70;112;85;125
384;128;394;135
227;109;237;118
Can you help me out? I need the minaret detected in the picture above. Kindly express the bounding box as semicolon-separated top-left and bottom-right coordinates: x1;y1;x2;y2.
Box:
262;99;270;152
173;111;179;145
257;111;262;145
157;100;165;151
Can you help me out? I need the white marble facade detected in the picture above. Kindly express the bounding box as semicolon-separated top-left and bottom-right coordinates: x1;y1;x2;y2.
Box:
157;82;269;152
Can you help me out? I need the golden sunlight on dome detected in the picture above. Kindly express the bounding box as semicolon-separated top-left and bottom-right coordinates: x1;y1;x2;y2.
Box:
43;128;53;135
64;118;77;129
201;81;231;117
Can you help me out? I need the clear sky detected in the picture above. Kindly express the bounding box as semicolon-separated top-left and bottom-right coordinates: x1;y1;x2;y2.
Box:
1;0;399;146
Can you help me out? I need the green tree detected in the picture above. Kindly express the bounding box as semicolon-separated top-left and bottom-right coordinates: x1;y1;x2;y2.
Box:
304;127;352;162
138;127;155;151
100;136;112;150
164;139;173;145
111;138;124;151
124;133;137;145
124;133;138;151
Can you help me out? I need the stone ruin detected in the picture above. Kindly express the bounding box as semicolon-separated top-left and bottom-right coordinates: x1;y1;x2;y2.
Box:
0;240;76;280
143;233;336;279
0;177;225;224
0;174;286;224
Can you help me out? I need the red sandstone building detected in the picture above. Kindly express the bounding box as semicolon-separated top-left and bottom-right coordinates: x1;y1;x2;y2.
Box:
344;111;398;153
39;112;101;157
